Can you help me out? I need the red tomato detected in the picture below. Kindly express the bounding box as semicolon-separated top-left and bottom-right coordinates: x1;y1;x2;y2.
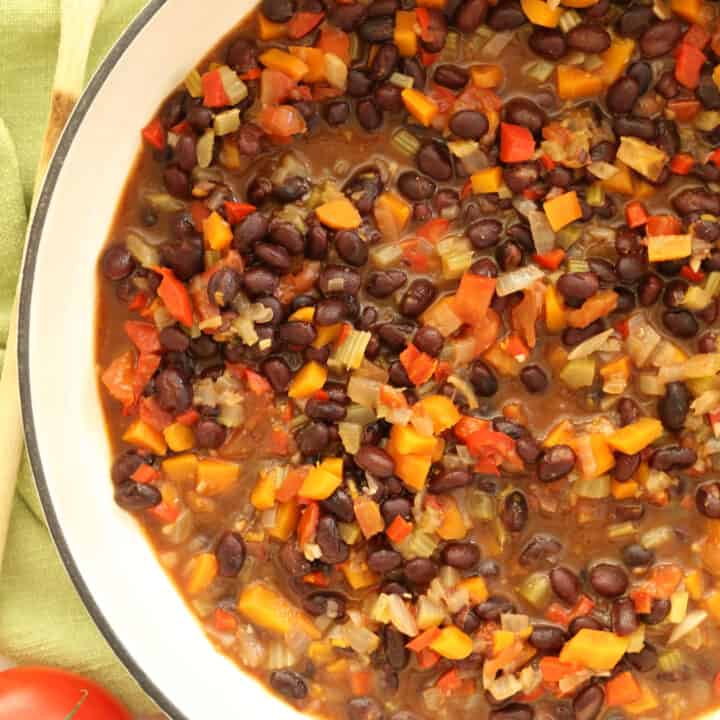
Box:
0;666;131;720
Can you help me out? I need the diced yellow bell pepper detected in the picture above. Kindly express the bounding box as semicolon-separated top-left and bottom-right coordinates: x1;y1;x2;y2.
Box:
556;65;603;100
288;361;328;399
393;453;432;491
670;0;704;24
470;64;504;89
299;465;342;500
647;234;692;263
251;470;276;510
602;161;634;196
203;211;233;251
401;88;439;127
544;285;567;333
436;496;467;541
162;453;198;484
559;629;629;671
600;356;631;381
611;479;639;500
390;425;437;456
187;553;218;594
597;37;635;86
257;12;285;40
288;306;315;322
259;48;309;81
308;641;336;666
375;192;411;231
705;591;720;622
685;569;704;601
607;418;664;455
123;419;167;456
543;419;576;447
624;684;659;715
269;499;300;541
417;395;461;433
570;433;615;479
493;629;516;656
340;554;378;590
521;0;562;27
394;10;418;57
471;166;503;194
544;191;582;232
316;198;362;230
430;626;473;660
237;582;321;639
320;457;343;477
459;576;488;604
432;437;445;462
313;323;343;348
163;422;195;452
196;459;240;496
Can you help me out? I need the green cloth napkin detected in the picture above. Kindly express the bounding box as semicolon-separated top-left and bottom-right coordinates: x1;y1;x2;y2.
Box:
0;0;159;714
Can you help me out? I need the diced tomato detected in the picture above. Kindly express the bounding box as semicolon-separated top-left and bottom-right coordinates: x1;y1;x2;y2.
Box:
406;627;441;653
681;265;705;283
259;104;307;137
667;98;701;122
710;148;720;168
239;68;262;81
386;515;413;544
317;26;350;64
260;68;297;107
614;318;629;340
298;502;320;545
499;122;535;163
416;218;450;244
454;415;489;442
133;353;161;401
202;68;230;108
214;608;238;633
176;408;200;426
504;332;529;359
399;343;438;385
148;502;180;524
420;50;440;67
472;309;500;356
402;240;431;273
465;426;515;459
288;11;324;39
154;266;194;327
128;292;148;312
141;119;165;150
245;369;272;395
276;468;307;503
540;154;556;170
646;215;682;236
124;321;161;354
139;396;173;432
670;153;695;175
625;200;648;229
170;120;191;136
131;463;160;484
685;24;710;50
269;428;290;456
674;42;706;89
101;352;136;409
533;248;565;270
224;202;257;224
417;648;440;669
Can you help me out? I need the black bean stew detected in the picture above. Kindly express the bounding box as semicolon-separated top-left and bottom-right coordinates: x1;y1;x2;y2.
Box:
98;0;720;718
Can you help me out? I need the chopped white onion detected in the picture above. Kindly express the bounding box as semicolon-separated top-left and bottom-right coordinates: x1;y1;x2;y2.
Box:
481;31;515;58
587;161;619;180
496;265;544;297
669;610;707;645
387;594;419;637
529;210;555;255
567;328;614;360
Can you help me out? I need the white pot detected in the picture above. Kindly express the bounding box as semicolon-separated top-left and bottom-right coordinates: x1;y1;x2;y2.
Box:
19;2;304;718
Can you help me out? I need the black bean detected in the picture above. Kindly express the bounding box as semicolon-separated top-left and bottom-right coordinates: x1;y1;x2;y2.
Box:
374;83;403;112
318;265;361;296
627;61;652;94
273;176;310;203
619;4;653;37
639;596;671;626
662;309;699;338
417;9;447;52
520;365;548;394
455;0;488;31
316;516;350;564
557;272;599;302
115;481;161;511
155;368;191;414
335;230;368;267
270;670;307;701
658;381;691;432
516;436;541;464
400;57;425;90
570;616;603;634
371;43;399;81
585;258;615;285
502;491;528;532
347;69;374;99
325;100;350;126
504;97;546;136
434;64;469;90
429;469;472;494
454;607;481;634
538;445;575;482
627;644;658;673
246;176;273;207
331;2;367;30
195;419;226;449
174;134;197;173
278;321;316;347
649;445;696;471
618;397;640;428
442;542;480;569
163;166;190;198
612;597;638;636
638;273;663;306
399;279;437;317
355;445;395;478
234;212;269;251
470;257;499;277
207;267;242;306
356;99;383;131
368;548;403;574
160;237;204;282
614;452;640;482
383;625;409;671
416;141;453;182
347;697;384;720
215;531;246;577
381;497;412;523
567;23;610;53
697;482;720;519
503;162;539;193
589;562;628;598
303;591;347;619
528;28;566;60
489;703;534;720
296;421;330;456
449;109;489;140
187;105;213;132
377;322;414;352
613;115;656;141
529;625;567;653
413;326;444;357
519;534;562;566
404;557;438;585
573;685;605;720
550;566;581;605
616;255;647;284
102;246;135;280
488;0;525;30
622;543;655;568
640;19;682;58
470;360;498;396
396;171;435;202
672;188;720;216
606;75;640;115
111;452;145;486
476;595;516;621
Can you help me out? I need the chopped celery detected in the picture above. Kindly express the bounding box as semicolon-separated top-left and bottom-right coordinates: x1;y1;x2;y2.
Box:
658;649;685;673
349;32;360;62
574;475;611;499
607;522;637;541
640;524;675;549
444;31;459;53
126;231;160;268
517;573;552;608
560;357;596;389
333;330;372;370
370;242;404;269
467;490;496;521
669;590;689;624
185;68;203;98
441;250;474;279
559;9;581;32
448;140;480;158
218;66;247;105
214;109;240;136
695;111;720;133
585;182;606;207
338;422;362;454
567;259;590;274
196;129;215;168
339;521;361;545
556;225;583;250
390;72;414;89
145;193;186;213
525;61;555;83
397;530;438;559
392;128;421;157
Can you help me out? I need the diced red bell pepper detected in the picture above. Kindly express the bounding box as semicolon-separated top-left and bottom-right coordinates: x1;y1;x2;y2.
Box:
148;502;180;524
190;201;211;232
670;153;695;175
625;200;648;229
128;292;148;312
674;42;706;90
499;122;536;163
224;201;257;224
245;369;272;395
667;98;701;122
131;463;160;484
141;119;166;150
533;248;565;270
139;396;173;432
214;608;238;633
685;24;710;50
416;218;450;244
646;215;682;236
176;408;200;426
298;501;320;545
124;320;161;354
681;265;705;283
153;266;194;328
202;68;230;108
540;154;556;171
288;11;324;39
710;148;720;168
399;343;438;386
133;353;161;402
101;351;136;410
